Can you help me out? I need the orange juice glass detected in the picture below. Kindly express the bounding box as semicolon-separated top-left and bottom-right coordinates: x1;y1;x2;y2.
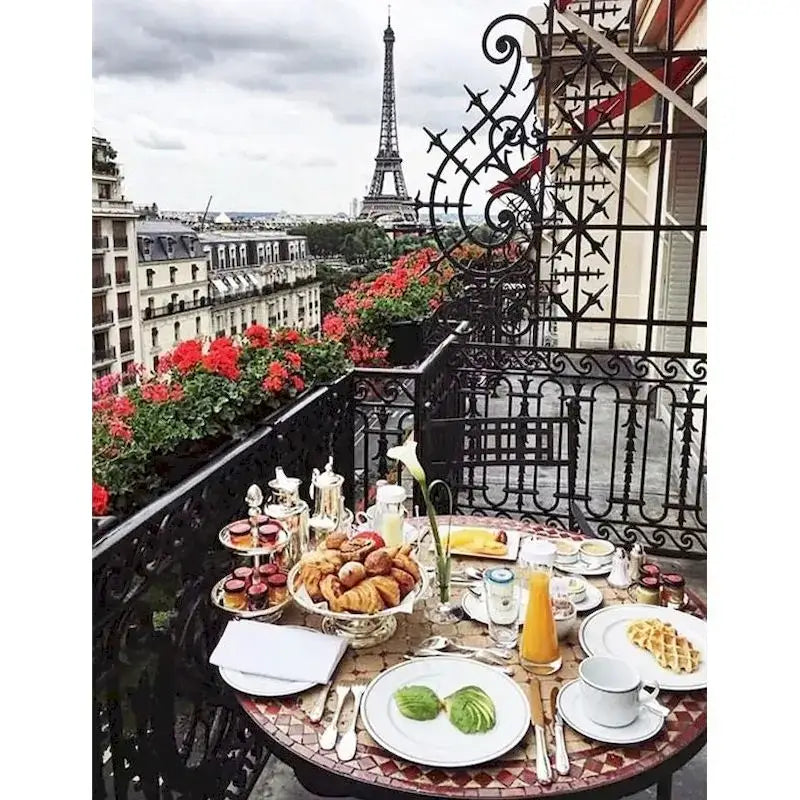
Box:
519;539;562;674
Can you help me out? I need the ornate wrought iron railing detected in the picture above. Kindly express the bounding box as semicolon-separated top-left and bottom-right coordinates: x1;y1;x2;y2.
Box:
92;376;354;800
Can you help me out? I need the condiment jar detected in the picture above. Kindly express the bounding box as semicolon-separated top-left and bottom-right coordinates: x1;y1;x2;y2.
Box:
640;563;661;581
628;576;661;605
374;484;407;548
629;543;644;577
660;573;686;609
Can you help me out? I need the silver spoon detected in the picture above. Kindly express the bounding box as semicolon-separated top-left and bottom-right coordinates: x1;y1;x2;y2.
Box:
450;567;485;582
403;654;514;676
419;635;513;661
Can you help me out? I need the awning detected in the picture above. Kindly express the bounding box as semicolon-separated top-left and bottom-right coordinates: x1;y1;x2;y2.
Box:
211;278;229;294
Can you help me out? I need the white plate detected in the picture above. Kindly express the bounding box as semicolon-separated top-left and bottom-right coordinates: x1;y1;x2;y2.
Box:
438;525;521;562
361;656;530;768
556;680;664;745
219;667;315;697
579;604;707;691
461;582;603;625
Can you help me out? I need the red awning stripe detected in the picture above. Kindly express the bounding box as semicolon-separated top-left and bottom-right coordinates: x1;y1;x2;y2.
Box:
489;56;701;197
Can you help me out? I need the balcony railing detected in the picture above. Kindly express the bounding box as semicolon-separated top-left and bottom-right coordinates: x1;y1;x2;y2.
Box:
113;237;128;250
210;288;262;308
92;274;111;289
115;271;130;285
92;346;116;364
92;160;119;177
118;306;133;321
92;376;353;800
92;310;114;328
143;297;209;320
92;235;109;251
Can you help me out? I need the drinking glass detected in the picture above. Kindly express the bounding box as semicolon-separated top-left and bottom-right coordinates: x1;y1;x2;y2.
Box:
483;567;520;649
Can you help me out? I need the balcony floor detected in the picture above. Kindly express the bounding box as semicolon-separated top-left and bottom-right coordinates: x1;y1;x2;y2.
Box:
250;557;706;800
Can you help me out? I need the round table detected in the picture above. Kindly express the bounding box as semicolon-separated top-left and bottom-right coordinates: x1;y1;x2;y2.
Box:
236;517;706;799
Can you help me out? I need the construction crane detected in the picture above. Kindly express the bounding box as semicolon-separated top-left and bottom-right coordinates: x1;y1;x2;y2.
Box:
199;195;213;231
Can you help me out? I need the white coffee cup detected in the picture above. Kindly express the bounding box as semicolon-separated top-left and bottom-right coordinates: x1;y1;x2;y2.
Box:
578;656;660;728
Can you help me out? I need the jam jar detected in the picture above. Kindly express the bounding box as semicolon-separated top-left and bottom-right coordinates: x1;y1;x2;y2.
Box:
232;566;254;589
661;573;686;609
257;562;278;582
247;582;269;611
223;578;247;610
629;576;661;605
640;563;661;581
267;573;288;606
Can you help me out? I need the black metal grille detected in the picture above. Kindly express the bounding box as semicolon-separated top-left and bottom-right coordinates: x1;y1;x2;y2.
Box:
357;1;706;556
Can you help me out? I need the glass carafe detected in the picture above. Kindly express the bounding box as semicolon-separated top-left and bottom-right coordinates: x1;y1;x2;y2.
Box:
373;484;407;547
519;538;562;675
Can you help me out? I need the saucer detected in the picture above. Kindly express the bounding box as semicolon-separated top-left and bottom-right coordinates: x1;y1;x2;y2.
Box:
556;680;665;745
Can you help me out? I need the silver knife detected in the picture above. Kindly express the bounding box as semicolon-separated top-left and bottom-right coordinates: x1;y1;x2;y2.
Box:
308;681;332;723
550;686;569;776
529;679;553;785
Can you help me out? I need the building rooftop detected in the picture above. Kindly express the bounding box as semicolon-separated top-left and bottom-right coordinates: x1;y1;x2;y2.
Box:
137;221;200;262
198;230;305;243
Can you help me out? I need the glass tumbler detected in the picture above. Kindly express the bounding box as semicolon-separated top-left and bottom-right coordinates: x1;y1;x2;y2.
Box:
483;567;520;649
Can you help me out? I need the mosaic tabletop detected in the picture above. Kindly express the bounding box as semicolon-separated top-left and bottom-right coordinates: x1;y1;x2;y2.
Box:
237;517;707;798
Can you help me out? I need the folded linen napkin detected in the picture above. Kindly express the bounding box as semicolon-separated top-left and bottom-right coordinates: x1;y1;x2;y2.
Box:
209;620;347;684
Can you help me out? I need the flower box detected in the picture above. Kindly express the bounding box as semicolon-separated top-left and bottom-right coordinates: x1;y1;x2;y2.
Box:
386;319;426;366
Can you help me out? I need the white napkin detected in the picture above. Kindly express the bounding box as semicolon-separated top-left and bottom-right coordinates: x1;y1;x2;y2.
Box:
209;620;347;684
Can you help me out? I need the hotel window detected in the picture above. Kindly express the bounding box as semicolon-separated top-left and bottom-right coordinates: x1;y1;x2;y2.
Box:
171;293;178;306
195;316;201;335
241;309;246;327
174;321;180;343
98;183;111;200
153;356;159;372
151;328;158;347
146;269;154;288
191;264;199;281
147;297;155;310
193;289;200;302
169;266;177;284
230;312;235;328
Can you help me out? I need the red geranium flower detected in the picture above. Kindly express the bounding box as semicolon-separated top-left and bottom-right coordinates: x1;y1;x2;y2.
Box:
202;337;240;380
322;314;347;341
108;418;133;442
171;340;203;373
275;329;301;345
268;360;289;380
262;375;286;393
244;324;271;348
92;482;110;516
113;395;136;418
285;351;302;370
140;383;170;404
291;375;305;391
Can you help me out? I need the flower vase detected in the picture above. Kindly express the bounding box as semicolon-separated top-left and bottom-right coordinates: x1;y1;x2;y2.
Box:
426;555;463;624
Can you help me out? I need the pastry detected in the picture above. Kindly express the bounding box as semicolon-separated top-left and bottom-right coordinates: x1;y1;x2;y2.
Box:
364;548;393;576
392;553;420;581
300;563;331;602
338;580;385;614
626;619;701;674
338;561;367;588
340;537;378;561
323;531;348;550
320;574;344;611
390;567;416;598
319;549;345;568
365;575;401;607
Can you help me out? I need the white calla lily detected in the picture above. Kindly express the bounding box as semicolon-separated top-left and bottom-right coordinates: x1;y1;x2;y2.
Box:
387;435;427;486
388;433;453;604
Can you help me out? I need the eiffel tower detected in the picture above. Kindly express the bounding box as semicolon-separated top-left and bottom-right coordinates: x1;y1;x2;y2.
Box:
359;9;418;225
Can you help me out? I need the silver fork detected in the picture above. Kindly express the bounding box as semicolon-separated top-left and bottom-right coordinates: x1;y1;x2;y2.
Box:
319;684;350;751
336;683;366;761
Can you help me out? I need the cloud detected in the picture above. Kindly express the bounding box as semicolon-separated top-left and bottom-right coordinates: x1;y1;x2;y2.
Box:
135;131;186;151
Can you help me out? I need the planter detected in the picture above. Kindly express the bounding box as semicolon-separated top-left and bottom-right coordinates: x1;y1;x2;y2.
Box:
386;319;425;366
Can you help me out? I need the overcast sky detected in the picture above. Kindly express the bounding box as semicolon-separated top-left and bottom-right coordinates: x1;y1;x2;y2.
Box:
93;0;537;214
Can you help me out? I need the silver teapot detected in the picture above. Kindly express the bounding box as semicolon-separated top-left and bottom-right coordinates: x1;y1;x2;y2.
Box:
267;467;309;563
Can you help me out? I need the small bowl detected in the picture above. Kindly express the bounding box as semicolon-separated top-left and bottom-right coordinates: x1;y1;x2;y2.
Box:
565;576;587;604
555;539;580;564
553;598;577;641
579;539;615;568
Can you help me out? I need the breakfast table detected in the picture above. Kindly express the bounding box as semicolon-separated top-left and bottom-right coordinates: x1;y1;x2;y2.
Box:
234;516;707;800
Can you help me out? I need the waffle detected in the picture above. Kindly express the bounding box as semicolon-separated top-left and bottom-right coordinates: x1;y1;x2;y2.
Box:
626;618;701;674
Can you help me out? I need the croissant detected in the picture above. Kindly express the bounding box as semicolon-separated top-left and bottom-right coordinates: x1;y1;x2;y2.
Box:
322;532;348;550
392;553;420;581
390;567;416;598
338;580;385;614
319;549;345;568
320;574;344;612
364;575;401;608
